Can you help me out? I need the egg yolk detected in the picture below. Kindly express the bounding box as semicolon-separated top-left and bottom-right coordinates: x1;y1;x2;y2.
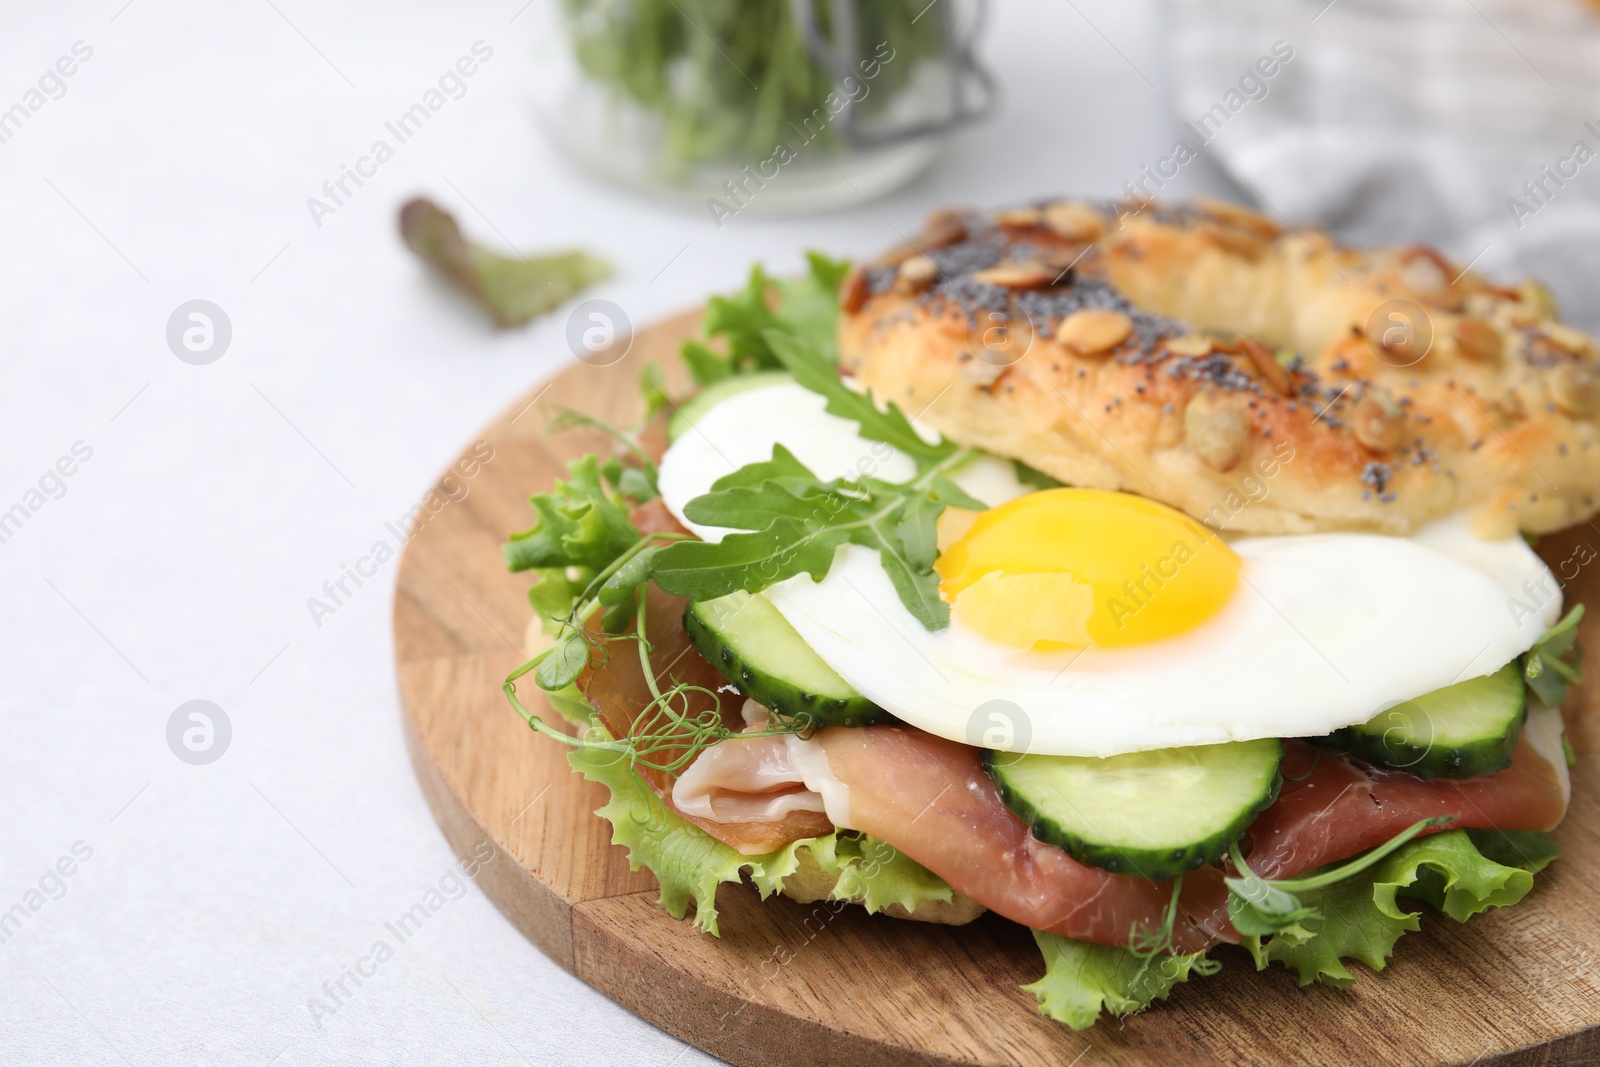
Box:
935;488;1240;649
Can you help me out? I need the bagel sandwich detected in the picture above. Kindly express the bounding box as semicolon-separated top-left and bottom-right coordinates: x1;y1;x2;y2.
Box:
502;201;1587;1031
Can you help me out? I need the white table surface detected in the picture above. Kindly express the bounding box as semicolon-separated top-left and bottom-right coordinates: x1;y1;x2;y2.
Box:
0;2;1239;1063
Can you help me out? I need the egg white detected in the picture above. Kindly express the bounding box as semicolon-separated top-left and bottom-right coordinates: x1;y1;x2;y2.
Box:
657;380;1031;540
659;381;1563;756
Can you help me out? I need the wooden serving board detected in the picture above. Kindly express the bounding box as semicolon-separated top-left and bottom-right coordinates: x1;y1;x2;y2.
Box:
395;308;1600;1066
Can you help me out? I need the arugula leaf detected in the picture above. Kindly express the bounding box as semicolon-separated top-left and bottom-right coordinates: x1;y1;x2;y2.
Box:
927;475;988;511
654;322;985;629
653;516;852;602
1024;932;1215;1031
1524;604;1584;706
638;364;671;421
706;442;819;491
598;545;663;606
1245;828;1555;987
784;251;851;332
685;449;840;529
680;340;735;387
870;484;951;629
701;264;788;371
681;253;851;387
771;252;852;358
765;329;953;464
655;460;973;630
1012;459;1065;491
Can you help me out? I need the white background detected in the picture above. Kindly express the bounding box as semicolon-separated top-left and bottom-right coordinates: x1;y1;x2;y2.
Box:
0;2;1241;1064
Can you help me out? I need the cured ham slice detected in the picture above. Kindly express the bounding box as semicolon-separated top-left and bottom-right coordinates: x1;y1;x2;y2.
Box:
672;717;1569;951
803;724;1231;953
1243;728;1569;880
577;587;833;855
627;496;691;539
673;701;828;827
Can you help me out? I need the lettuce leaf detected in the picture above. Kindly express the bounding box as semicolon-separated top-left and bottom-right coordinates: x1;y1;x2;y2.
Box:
1246;828;1556;987
504;455;640;575
569;742;786;936
504;454;651;686
1023;828;1558;1029
544;682;597;727
1466;828;1560;874
831;834;954;915
398;197;609;329
567;737;955;935
1023;933;1215;1031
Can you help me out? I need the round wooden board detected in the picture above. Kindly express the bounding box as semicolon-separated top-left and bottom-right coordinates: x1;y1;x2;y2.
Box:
395;307;1600;1067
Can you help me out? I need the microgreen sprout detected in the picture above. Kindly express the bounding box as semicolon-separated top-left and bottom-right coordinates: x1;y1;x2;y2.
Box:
1124;875;1222;979
1225;815;1455;936
504;549;815;779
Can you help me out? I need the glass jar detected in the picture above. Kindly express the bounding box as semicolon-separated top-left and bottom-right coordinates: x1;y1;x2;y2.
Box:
531;0;995;215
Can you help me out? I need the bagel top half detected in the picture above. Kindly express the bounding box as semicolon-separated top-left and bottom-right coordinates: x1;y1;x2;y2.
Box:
837;197;1600;537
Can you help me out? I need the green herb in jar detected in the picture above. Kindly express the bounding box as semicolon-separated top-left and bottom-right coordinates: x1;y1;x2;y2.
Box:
562;0;949;167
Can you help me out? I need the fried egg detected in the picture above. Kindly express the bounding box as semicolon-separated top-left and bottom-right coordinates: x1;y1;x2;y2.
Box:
659;381;1563;756
657;380;1031;528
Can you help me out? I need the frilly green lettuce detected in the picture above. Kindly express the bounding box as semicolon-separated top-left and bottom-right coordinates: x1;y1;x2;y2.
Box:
1245;828;1557;988
831;834;955;915
1023;934;1215;1031
567;734;956;936
1025;828;1558;1028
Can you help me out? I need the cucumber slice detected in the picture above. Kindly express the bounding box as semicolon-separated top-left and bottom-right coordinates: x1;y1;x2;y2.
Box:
1327;661;1526;779
667;371;792;443
684;591;885;727
984;739;1284;880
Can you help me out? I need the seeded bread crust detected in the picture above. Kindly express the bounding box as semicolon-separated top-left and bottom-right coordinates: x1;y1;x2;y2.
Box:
837;198;1600;536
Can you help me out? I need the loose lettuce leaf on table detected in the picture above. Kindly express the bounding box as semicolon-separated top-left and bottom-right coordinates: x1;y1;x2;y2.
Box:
399;197;610;328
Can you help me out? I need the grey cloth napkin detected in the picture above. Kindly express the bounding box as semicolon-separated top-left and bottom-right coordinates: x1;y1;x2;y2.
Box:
1165;0;1600;328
